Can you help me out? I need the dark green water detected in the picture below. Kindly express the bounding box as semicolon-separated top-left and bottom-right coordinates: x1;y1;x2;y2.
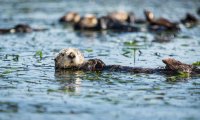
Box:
0;0;200;120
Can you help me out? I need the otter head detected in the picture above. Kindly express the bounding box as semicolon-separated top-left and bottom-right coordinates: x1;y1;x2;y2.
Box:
60;12;81;23
108;11;129;22
55;48;85;69
11;24;32;33
81;14;98;27
144;10;154;22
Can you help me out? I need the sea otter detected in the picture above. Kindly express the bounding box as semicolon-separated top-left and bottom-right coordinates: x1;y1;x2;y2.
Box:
180;13;199;28
99;16;141;32
73;14;103;30
55;48;200;75
0;24;47;34
144;10;180;31
107;11;135;24
59;12;81;23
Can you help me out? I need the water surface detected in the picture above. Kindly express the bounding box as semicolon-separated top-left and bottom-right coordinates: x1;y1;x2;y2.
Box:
0;0;200;120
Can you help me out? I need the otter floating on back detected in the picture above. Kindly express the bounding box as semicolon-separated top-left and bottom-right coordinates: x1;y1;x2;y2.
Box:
0;24;47;34
144;10;180;32
59;12;81;23
55;48;200;75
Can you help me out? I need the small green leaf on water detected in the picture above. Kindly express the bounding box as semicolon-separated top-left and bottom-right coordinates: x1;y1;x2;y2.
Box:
167;72;189;82
192;61;200;66
0;70;13;77
85;49;93;52
2;70;12;74
47;89;56;92
124;41;137;46
35;50;43;59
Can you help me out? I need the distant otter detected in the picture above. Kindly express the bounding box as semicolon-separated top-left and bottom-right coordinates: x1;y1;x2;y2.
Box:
55;48;200;75
180;13;199;27
107;11;135;24
144;10;180;31
99;16;141;32
73;14;103;30
0;24;47;34
59;12;81;23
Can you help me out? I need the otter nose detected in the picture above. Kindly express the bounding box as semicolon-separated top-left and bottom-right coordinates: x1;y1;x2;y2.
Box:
68;52;76;59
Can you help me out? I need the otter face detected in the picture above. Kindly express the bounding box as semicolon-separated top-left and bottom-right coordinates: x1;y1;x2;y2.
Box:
81;14;98;27
60;12;81;23
144;10;154;22
55;48;84;69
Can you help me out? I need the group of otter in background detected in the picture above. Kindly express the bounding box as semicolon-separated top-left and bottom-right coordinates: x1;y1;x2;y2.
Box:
0;9;199;34
59;9;199;32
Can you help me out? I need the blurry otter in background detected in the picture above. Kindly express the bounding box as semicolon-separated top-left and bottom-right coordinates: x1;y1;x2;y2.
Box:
144;10;180;32
59;12;81;24
180;13;199;28
107;11;135;24
59;11;142;32
0;24;47;34
73;14;103;30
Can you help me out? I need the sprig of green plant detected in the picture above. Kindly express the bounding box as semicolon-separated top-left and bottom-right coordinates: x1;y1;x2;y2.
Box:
124;41;137;46
192;61;200;66
35;50;43;59
85;48;93;52
0;70;13;77
167;72;190;82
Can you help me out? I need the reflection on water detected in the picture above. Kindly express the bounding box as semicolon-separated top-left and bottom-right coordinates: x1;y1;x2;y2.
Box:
0;0;200;120
55;70;84;94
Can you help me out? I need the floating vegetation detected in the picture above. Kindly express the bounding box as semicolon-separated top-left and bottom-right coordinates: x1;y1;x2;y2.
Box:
192;61;200;66
85;48;93;52
0;101;18;113
122;47;137;58
167;72;190;82
0;70;13;77
35;50;43;59
124;40;137;46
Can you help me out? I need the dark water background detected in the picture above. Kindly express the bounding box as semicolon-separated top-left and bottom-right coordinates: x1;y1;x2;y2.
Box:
0;0;200;120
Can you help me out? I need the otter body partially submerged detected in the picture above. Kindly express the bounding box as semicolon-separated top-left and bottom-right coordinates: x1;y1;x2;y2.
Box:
144;10;180;32
55;48;200;75
180;13;199;28
0;24;47;34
